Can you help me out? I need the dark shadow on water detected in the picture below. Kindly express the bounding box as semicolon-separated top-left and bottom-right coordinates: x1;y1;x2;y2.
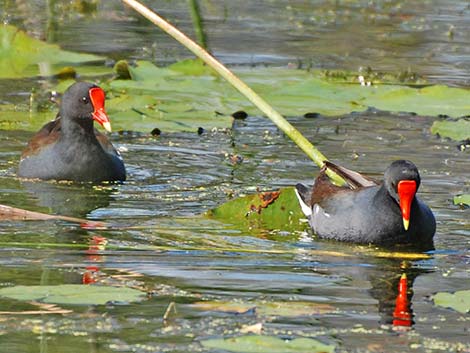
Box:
20;180;116;218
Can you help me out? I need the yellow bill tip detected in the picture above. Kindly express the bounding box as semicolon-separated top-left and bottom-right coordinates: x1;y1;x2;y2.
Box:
403;218;410;231
102;121;112;133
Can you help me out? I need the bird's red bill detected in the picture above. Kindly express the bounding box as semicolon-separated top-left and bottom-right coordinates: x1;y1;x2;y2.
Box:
398;180;417;231
89;87;111;132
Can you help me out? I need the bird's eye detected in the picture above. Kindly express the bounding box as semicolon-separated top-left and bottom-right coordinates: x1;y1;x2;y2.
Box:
81;96;89;104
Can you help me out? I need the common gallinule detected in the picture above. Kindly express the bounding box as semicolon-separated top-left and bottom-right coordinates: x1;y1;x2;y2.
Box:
18;82;126;182
295;160;436;250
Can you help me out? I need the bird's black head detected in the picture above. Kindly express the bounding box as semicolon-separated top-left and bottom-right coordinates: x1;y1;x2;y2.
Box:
384;160;421;195
384;160;421;231
59;82;111;132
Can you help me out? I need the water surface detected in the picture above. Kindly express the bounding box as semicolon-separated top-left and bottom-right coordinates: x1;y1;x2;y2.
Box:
0;1;469;352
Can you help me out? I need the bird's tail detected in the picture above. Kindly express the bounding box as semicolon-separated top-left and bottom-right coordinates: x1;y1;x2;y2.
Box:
294;183;312;217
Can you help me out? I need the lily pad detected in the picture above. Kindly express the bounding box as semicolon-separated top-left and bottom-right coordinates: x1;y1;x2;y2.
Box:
256;301;334;316
206;187;306;233
432;290;470;314
107;60;235;132
0;284;145;305
0;24;105;78
169;58;217;76
200;335;336;353
261;77;470;118
364;85;470;118
3;54;470;133
453;195;470;207
431;119;470;141
319;67;426;85
107;97;232;133
0;111;55;132
110;61;470;120
193;300;335;316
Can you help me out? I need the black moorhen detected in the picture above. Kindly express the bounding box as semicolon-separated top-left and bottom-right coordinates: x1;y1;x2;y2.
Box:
295;160;436;250
18;82;126;182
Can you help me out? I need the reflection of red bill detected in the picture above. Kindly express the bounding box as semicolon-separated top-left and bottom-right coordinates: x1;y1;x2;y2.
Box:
80;221;108;230
393;273;412;327
82;266;100;285
89;235;108;249
398;180;417;231
86;236;108;262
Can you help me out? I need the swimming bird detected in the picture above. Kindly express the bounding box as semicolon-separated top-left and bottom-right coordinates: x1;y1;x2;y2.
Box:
295;160;436;250
18;82;126;182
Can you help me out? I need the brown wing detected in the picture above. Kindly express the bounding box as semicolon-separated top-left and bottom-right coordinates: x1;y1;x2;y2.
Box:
310;162;379;205
310;166;349;205
21;118;62;158
22;117;119;158
95;129;120;156
324;161;377;189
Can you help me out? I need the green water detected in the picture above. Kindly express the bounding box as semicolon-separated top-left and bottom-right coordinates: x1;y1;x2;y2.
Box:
0;1;469;352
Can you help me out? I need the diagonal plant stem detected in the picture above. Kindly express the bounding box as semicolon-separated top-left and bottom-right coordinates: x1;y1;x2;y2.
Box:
121;0;346;185
0;204;106;228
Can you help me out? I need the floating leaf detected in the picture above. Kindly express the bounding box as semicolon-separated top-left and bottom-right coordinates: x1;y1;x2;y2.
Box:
206;187;306;233
320;68;426;85
431;119;470;141
260;78;470;118
432;290;470;314
108;61;470;129
0;24;105;78
193;301;254;314
107;94;161;113
257;301;334;317
193;300;335;317
106;60;235;132
200;335;336;353
0;111;53;131
0;285;145;305
169;58;217;76
363;85;470;118
453;195;470;207
3;57;469;133
108;101;232;133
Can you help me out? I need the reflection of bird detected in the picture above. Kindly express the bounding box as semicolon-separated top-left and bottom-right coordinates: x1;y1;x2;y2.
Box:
295;160;435;250
18;82;126;182
367;260;429;327
20;181;113;218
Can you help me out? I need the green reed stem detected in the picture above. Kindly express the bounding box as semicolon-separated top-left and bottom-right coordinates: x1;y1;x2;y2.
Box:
188;0;207;49
121;0;346;185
